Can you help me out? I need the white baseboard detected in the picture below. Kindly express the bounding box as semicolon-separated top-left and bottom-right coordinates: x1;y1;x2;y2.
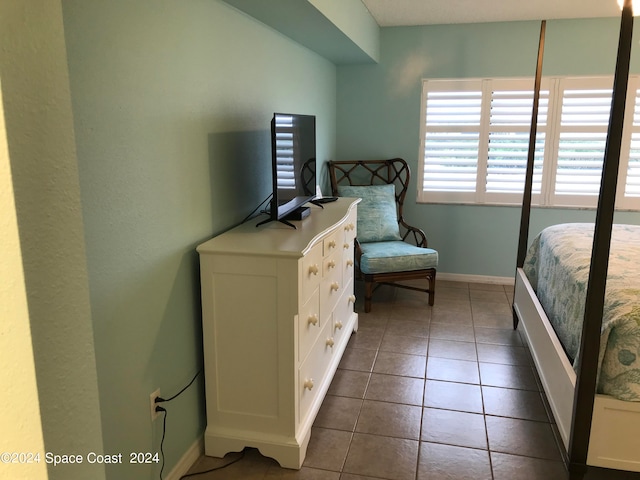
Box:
437;272;515;286
165;436;203;480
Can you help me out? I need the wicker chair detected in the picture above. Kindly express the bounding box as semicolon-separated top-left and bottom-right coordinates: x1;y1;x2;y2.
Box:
329;158;438;313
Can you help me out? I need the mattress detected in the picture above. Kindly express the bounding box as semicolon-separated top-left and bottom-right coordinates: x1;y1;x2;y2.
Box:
523;223;640;401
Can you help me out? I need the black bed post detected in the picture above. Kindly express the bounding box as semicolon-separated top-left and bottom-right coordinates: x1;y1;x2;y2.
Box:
568;1;635;478
513;20;546;330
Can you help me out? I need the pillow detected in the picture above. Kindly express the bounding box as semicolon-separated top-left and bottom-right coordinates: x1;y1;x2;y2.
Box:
337;184;402;243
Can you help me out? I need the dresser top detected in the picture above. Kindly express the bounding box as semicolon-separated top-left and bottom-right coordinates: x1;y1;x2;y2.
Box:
197;197;360;257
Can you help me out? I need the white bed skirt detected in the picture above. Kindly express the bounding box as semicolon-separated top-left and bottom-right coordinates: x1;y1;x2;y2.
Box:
513;268;640;472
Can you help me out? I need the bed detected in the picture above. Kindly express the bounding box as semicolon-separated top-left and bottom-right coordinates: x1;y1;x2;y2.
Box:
514;224;640;471
512;3;640;478
522;223;640;402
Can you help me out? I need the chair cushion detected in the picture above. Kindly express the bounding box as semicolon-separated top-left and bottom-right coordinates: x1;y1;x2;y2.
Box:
337;184;402;243
359;241;438;274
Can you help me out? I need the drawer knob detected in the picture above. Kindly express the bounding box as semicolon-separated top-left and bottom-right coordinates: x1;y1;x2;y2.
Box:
307;314;319;326
328;260;336;269
308;264;319;276
335;320;343;330
303;378;314;390
343;243;350;249
330;282;340;292
346;259;354;267
326;337;335;348
349;223;355;231
348;295;356;304
328;240;336;249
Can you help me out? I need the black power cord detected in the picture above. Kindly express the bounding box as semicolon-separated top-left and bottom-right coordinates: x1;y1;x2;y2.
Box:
154;369;247;478
155;370;201;404
153;370;203;480
178;450;245;479
155;406;167;480
241;194;272;224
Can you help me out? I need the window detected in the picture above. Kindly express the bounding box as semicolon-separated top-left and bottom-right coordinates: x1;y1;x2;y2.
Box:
418;76;640;209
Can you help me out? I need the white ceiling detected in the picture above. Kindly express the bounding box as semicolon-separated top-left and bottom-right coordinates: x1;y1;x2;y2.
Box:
361;0;623;26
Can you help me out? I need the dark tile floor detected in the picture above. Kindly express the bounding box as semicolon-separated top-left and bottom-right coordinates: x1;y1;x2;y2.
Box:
185;280;572;479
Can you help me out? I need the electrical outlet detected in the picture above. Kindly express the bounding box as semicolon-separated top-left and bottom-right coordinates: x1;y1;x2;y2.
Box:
150;388;161;421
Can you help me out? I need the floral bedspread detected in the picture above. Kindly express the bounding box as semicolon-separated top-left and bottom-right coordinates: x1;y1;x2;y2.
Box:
523;223;640;401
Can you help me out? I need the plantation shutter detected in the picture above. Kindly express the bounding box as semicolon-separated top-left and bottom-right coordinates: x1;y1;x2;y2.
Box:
624;87;640;198
418;75;640;209
420;79;483;201
551;79;613;203
485;81;547;199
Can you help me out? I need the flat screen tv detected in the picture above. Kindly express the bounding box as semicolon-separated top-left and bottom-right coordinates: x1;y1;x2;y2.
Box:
258;113;317;228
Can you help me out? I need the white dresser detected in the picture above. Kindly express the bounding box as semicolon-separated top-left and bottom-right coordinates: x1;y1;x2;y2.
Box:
197;198;359;469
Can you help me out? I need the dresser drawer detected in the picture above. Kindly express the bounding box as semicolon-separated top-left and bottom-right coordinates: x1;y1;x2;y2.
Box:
342;239;355;281
299;322;334;424
332;280;356;348
343;256;355;283
298;288;321;364
301;243;322;302
320;251;343;318
322;230;340;258
343;210;357;244
322;248;341;279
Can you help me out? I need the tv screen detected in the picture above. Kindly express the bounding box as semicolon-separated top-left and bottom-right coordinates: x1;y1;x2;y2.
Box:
269;113;316;225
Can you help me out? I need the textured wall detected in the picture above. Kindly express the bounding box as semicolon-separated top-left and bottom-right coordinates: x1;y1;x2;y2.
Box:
0;1;106;479
61;0;337;478
0;80;48;480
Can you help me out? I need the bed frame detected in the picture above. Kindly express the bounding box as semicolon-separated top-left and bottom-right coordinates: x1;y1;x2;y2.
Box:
514;269;640;472
512;4;640;478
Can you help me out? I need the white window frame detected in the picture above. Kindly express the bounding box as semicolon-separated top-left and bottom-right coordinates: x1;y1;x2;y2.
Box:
417;75;640;210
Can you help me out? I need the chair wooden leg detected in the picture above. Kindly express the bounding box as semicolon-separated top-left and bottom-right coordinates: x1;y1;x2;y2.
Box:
428;272;436;306
364;280;374;313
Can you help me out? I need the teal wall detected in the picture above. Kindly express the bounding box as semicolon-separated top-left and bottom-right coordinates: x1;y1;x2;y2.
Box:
336;18;640;278
60;0;336;478
309;0;380;62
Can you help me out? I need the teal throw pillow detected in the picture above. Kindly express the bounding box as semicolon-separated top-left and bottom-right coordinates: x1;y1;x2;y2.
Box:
337;184;402;243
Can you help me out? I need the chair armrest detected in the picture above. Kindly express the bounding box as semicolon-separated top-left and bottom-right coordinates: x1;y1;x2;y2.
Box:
399;220;428;248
